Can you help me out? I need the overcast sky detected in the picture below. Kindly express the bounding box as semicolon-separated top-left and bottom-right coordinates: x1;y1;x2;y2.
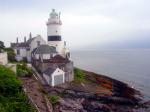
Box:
0;0;150;49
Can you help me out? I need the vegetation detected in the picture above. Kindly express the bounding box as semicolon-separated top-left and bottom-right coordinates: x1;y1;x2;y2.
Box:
48;95;59;105
4;48;16;62
74;68;86;83
0;64;36;112
17;63;33;77
0;41;5;52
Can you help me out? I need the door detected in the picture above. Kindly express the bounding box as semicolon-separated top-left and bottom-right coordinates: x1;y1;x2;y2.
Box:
54;75;64;86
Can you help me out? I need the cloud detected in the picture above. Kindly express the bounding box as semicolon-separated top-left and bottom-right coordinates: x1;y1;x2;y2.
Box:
0;0;150;49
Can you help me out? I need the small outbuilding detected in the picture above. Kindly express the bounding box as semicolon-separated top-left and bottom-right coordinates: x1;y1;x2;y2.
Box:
43;67;65;86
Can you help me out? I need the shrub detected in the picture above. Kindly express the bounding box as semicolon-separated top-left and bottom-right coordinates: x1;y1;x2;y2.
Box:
48;95;59;105
0;65;21;96
4;48;16;62
17;63;33;77
0;65;35;112
17;68;28;77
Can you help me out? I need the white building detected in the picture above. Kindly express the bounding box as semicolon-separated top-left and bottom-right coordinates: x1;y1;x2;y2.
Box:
43;67;65;86
31;44;57;60
10;9;74;86
47;9;70;58
11;34;46;62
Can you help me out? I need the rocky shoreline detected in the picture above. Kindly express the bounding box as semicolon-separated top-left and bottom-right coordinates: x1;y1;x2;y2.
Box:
42;69;150;112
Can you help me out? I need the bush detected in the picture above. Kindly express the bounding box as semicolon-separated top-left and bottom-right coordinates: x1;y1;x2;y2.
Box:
48;95;59;105
17;63;33;77
74;68;86;82
0;65;35;112
0;65;21;95
17;68;28;77
4;48;16;62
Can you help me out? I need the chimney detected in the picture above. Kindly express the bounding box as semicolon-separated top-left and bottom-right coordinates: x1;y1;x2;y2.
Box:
24;36;26;42
29;32;32;39
16;37;18;43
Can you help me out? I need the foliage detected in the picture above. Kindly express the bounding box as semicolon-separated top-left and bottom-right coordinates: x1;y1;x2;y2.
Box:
0;65;21;95
0;65;35;112
0;41;5;51
48;95;59;105
74;68;86;82
4;48;16;62
17;63;33;77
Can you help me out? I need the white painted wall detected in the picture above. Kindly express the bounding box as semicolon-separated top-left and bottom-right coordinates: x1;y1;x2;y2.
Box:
14;48;27;57
30;35;46;53
0;52;8;65
34;54;53;60
51;68;65;86
47;24;61;36
48;41;64;54
43;68;65;86
43;54;51;59
28;35;46;62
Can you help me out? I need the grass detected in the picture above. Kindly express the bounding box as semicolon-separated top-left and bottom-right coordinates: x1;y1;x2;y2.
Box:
74;68;86;83
48;95;59;105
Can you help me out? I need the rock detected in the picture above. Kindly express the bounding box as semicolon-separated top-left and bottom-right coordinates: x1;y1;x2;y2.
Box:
82;100;111;112
55;98;86;111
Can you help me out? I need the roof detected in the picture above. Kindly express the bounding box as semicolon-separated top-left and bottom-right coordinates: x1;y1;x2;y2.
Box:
43;67;56;76
27;37;35;44
33;45;57;54
43;67;64;76
11;42;29;48
43;55;70;63
11;35;40;48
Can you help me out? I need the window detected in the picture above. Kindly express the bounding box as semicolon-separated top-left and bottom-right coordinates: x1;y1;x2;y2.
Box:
37;41;40;46
17;49;20;55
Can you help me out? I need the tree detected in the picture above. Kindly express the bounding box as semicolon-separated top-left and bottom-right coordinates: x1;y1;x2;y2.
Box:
0;41;5;52
4;48;16;62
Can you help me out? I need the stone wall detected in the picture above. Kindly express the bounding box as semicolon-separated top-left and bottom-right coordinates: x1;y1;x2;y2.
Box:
0;52;8;65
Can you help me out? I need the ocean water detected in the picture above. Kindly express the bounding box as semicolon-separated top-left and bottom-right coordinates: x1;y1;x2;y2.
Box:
71;49;150;100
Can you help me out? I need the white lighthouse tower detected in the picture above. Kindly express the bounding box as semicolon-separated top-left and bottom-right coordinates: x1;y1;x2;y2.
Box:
47;9;69;58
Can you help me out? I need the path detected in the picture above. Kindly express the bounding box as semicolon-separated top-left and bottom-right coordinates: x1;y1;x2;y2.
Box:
21;76;52;112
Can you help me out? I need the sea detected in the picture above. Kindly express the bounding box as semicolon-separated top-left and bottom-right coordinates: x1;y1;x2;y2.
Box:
71;49;150;100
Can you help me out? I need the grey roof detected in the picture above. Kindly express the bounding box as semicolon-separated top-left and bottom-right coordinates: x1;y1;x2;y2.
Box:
43;67;56;76
11;42;29;48
11;37;35;48
11;35;41;48
27;37;35;44
33;45;57;54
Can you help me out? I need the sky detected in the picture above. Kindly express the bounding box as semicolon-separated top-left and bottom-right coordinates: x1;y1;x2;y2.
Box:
0;0;150;50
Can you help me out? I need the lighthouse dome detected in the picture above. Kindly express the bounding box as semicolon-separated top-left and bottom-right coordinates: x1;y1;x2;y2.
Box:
50;9;58;19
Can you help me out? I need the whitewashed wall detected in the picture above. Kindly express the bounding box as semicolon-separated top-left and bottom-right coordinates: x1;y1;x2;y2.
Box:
51;68;65;86
30;35;46;53
43;54;51;59
48;41;64;54
14;48;27;57
47;24;61;36
0;52;8;65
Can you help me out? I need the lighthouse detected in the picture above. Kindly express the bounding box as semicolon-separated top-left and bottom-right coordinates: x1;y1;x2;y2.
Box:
47;9;66;55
